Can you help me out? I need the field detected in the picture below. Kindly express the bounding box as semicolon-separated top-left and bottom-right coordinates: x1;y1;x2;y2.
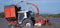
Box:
0;18;60;28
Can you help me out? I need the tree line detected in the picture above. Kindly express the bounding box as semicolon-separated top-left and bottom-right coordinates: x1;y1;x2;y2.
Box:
0;12;60;18
0;12;4;18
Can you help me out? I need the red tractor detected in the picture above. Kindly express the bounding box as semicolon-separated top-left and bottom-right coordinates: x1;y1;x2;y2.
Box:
4;1;56;28
4;5;35;28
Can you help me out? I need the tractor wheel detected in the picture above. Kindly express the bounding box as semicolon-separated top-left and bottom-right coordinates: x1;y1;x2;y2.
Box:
8;24;15;28
22;19;34;28
8;24;18;28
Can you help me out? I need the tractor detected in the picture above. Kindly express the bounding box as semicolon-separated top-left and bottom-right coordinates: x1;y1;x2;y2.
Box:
4;5;35;28
4;0;56;28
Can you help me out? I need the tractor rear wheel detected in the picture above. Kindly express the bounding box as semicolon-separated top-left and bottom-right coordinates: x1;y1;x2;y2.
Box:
22;19;34;28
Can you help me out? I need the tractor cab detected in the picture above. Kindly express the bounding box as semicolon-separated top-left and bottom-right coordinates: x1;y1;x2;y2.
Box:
18;10;32;24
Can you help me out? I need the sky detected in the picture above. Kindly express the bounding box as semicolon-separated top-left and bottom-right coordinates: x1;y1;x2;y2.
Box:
0;0;60;14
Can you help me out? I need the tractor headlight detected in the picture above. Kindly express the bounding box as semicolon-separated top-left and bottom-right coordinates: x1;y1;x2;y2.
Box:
19;22;22;24
35;23;42;26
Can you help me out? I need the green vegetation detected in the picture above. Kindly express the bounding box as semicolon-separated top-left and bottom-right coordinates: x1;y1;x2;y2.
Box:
51;13;60;18
40;13;60;18
0;12;4;18
0;12;60;18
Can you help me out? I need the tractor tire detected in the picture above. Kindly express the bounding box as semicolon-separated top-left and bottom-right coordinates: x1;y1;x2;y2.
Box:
8;24;18;28
22;19;34;28
8;24;15;28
